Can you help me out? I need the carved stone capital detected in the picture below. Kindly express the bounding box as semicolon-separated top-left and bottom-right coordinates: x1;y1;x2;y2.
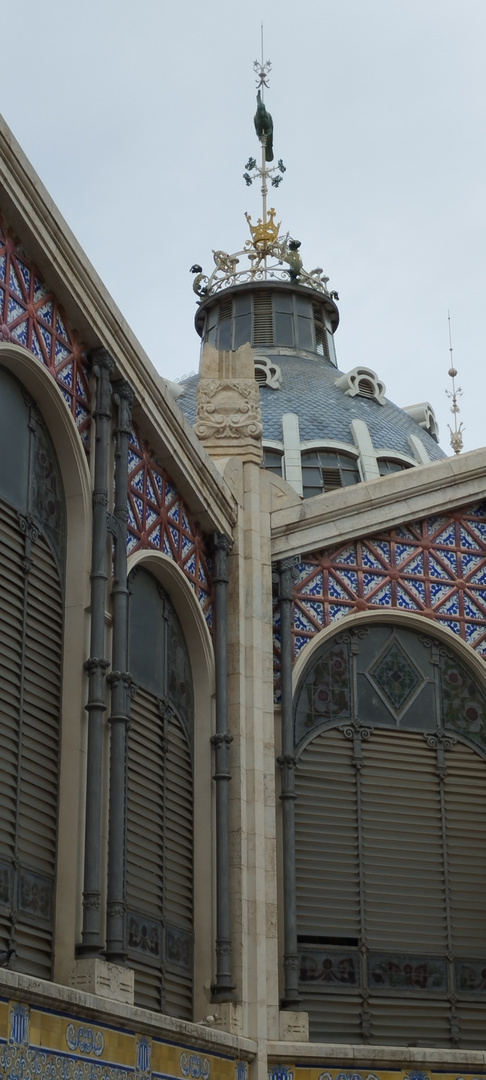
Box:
195;344;263;462
212;532;232;581
91;349;115;420
112;379;135;435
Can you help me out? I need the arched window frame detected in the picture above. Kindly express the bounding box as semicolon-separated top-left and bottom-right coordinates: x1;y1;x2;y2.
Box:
0;347;91;984
290;613;486;1046
126;550;215;1023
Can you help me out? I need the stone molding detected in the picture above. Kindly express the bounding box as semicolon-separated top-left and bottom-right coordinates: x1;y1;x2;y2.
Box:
195;344;263;463
271;447;486;559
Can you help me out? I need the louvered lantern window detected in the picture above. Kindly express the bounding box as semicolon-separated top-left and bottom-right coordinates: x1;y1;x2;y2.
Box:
202;289;337;361
301;450;360;499
127;568;194;1018
0;366;64;980
294;624;486;1047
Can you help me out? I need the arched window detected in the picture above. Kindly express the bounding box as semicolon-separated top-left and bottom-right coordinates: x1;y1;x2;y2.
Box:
294;624;486;1047
301;449;360;498
126;567;194;1018
0;366;64;978
378;458;412;475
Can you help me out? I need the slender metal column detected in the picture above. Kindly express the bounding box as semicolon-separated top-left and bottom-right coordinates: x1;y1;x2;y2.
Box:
210;532;236;1002
105;380;134;964
277;557;300;1008
79;349;114;955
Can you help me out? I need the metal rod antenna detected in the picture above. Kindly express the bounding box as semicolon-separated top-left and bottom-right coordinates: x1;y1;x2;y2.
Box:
446;310;464;454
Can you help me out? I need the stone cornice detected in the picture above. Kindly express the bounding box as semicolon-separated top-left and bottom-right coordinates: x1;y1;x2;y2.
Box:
267;1040;486;1068
0;115;236;537
271;447;486;558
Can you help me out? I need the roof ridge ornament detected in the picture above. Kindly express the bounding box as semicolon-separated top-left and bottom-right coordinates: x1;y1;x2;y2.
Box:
190;59;337;302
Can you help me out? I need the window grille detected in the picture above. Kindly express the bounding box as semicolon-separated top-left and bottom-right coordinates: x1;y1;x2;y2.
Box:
294;624;486;1046
301;450;360;499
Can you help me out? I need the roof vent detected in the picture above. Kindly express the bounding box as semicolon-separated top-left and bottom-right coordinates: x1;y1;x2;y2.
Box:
254;355;282;389
403;402;439;442
335;366;386;406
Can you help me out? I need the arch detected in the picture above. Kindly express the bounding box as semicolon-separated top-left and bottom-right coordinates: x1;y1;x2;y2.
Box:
292;608;486;693
127;550;214;1021
292;616;486;1046
300;447;361;498
0;344;92;984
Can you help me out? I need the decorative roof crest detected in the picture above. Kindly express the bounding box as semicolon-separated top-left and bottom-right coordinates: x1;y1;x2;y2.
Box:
191;58;337;303
244;208;281;252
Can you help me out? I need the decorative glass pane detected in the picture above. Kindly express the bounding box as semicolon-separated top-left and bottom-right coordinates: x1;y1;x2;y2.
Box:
370;640;423;713
129;569;166;698
441;654;486;749
0;366;29;511
294;639;351;744
167;597;193;736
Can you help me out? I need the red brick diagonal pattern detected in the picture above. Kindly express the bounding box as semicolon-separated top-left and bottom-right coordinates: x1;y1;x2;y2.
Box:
0;214;91;446
127;428;213;628
273;504;486;697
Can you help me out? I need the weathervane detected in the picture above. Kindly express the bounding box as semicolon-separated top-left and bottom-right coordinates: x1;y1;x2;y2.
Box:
243;60;286;231
445;312;464;455
190;49;336;301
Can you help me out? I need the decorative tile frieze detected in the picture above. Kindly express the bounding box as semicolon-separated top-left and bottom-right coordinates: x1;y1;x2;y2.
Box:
0;213;91;446
127;427;213;628
273;503;486;693
0;996;245;1080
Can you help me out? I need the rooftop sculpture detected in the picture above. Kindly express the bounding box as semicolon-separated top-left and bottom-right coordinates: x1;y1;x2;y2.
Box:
191;61;337;302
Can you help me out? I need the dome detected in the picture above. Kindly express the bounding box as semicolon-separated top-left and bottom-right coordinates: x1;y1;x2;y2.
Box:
179;348;443;460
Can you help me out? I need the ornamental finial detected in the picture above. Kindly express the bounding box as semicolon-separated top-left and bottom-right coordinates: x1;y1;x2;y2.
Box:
445;312;464;455
190;53;337;302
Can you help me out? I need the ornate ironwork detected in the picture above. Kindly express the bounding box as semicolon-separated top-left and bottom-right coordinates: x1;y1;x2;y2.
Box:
191;62;336;302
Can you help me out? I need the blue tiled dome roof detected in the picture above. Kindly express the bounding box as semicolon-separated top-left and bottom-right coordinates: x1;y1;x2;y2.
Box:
177;352;445;462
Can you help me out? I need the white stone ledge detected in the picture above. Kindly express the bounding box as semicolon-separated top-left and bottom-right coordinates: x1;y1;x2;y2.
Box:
267;1040;486;1067
270;448;486;559
0;970;256;1059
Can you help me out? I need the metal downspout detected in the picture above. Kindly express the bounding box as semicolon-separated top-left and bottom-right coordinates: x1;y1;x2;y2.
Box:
79;348;114;955
210;532;236;1002
105;380;134;964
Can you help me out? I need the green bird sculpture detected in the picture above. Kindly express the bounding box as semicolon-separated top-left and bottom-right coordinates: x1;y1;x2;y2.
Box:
254;91;274;162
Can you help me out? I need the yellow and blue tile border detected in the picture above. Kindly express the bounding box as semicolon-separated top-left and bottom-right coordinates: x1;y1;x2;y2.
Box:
268;1068;486;1080
0;996;248;1080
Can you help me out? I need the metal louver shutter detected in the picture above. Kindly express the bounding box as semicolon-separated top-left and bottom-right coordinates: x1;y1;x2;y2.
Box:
0;500;61;979
361;730;447;953
296;724;486;1046
127;687;165;1011
296;732;359;938
253;292;273;345
445;742;486;958
164;716;193;1019
126;690;193;1018
0;503;24;957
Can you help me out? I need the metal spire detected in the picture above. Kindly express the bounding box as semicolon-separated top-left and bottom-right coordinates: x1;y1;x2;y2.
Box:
190;55;335;300
445;312;464;455
243;58;286;234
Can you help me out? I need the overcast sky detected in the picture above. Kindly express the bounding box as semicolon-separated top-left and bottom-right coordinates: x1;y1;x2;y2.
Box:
1;0;485;454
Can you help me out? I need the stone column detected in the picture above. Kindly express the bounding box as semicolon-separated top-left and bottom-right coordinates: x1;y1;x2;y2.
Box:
105;380;135;964
79;349;114;956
